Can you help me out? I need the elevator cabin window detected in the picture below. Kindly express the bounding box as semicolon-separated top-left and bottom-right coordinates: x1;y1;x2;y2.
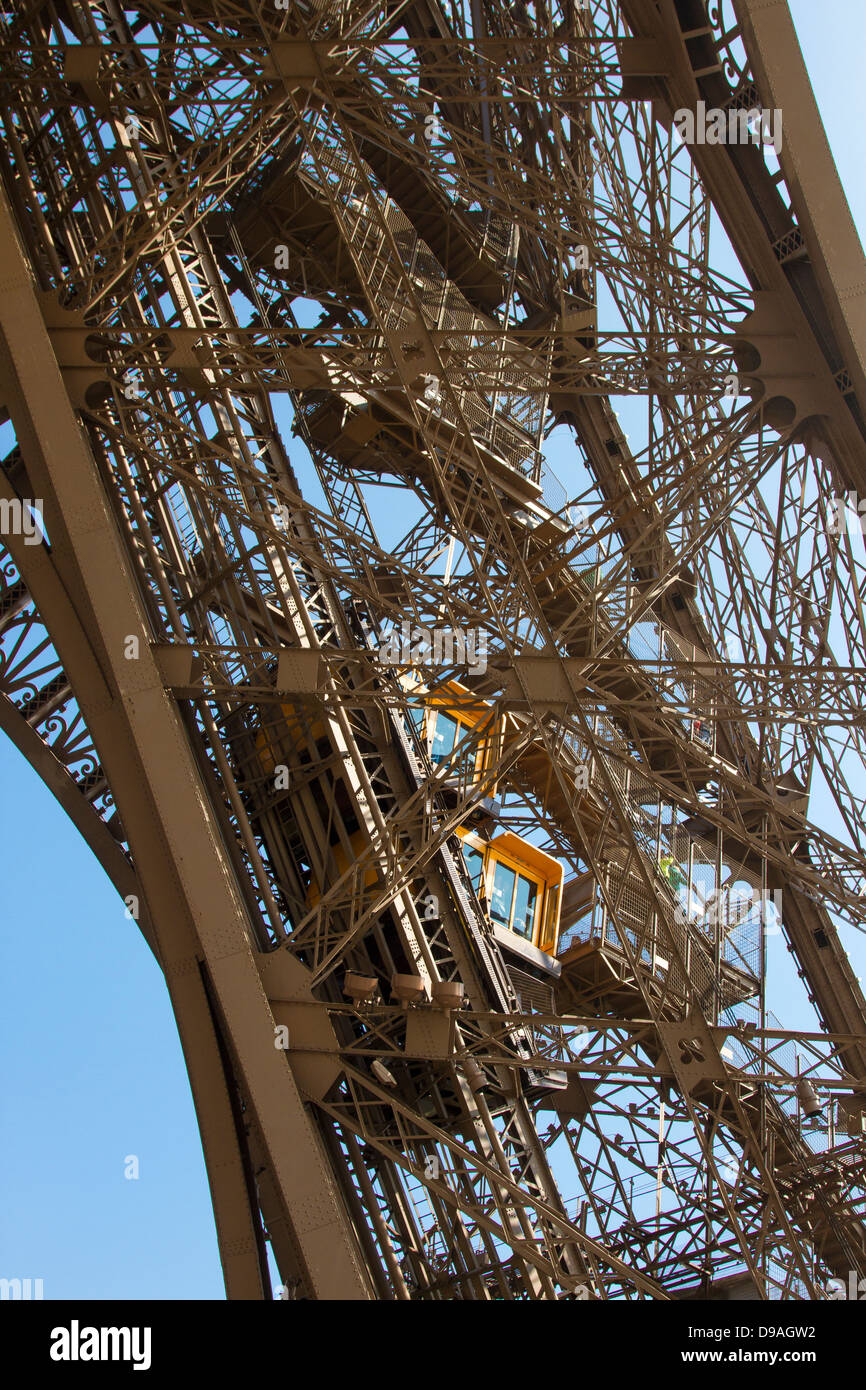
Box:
427;709;484;784
490;861;537;939
462;843;485;894
460;833;556;951
430;711;459;764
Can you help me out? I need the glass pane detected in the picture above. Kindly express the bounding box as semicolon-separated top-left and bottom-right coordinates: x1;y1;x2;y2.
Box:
430;712;458;764
512;874;538;940
462;844;484;893
490;861;516;927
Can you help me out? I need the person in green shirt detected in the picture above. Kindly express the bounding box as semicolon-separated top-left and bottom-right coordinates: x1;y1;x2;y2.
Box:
660;854;684;892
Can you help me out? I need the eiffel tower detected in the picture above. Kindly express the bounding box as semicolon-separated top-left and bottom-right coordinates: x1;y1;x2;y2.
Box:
1;0;865;1300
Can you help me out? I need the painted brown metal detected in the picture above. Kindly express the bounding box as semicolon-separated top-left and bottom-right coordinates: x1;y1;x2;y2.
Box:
1;0;866;1301
0;192;371;1301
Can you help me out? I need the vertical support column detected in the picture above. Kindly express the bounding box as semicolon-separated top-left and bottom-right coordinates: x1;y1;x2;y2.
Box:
0;190;372;1301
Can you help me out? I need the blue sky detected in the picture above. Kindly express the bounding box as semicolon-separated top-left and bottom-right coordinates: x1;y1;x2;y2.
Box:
1;0;864;1300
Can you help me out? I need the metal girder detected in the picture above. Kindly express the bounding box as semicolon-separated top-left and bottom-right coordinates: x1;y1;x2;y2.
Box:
2;0;866;1302
0;188;371;1301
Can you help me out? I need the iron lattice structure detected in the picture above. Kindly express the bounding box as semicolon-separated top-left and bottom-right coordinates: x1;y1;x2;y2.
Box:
2;0;866;1300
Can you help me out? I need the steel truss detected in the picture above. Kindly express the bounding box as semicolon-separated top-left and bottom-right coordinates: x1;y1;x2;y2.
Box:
1;0;866;1299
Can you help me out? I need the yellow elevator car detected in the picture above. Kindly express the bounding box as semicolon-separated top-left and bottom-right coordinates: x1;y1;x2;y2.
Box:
252;680;564;961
